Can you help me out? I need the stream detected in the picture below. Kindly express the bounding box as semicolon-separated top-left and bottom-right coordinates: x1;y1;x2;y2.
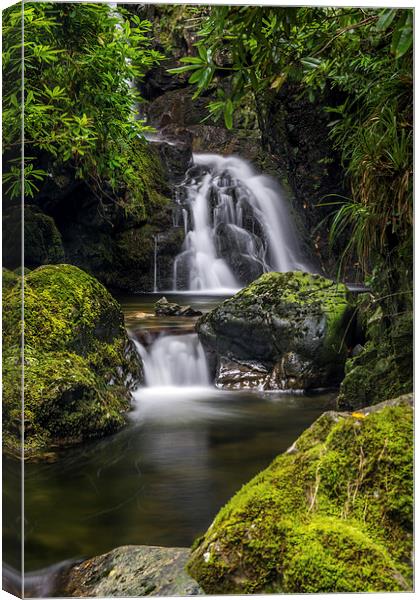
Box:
6;293;336;582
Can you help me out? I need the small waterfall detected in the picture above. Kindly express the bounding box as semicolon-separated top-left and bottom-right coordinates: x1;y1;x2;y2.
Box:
134;334;210;387
173;154;313;292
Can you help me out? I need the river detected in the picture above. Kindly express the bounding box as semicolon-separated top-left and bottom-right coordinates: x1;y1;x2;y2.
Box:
5;293;336;580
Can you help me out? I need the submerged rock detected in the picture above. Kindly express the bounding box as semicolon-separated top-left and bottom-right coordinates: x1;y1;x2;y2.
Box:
197;271;353;390
60;545;203;597
2;264;142;458
155;296;202;317
187;394;413;593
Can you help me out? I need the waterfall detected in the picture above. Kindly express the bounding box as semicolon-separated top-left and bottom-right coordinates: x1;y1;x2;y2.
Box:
173;154;313;292
134;334;210;387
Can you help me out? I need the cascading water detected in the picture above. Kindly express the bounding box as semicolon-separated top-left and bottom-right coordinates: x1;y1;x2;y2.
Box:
134;334;210;387
173;154;313;292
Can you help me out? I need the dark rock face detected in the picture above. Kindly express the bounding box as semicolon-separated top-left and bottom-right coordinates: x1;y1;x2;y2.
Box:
60;545;203;597
187;395;413;594
197;271;353;390
337;293;413;410
3;205;65;270
2;264;142;458
256;84;349;276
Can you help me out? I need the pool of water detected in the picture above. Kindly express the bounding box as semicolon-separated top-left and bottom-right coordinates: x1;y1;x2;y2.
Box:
5;293;337;576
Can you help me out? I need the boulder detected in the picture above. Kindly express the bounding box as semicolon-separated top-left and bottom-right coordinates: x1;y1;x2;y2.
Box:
187;395;413;593
60;545;203;597
2;264;142;458
197;271;353;390
155;296;202;317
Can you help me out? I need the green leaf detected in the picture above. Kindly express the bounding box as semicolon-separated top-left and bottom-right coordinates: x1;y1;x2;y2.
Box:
376;9;397;31
188;68;206;84
167;64;202;74
391;12;413;59
224;98;234;129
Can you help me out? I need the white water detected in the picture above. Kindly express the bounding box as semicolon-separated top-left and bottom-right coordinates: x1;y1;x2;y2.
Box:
173;154;313;292
134;334;210;388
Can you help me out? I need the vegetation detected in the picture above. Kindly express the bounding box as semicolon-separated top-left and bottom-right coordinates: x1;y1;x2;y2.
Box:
2;264;142;457
188;396;413;593
2;2;163;215
170;7;413;286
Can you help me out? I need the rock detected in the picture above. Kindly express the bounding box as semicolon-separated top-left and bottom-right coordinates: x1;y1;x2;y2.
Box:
338;294;413;410
60;545;203;597
187;395;413;593
2;264;142;458
216;359;268;390
197;271;353;390
155;297;202;317
2;205;65;270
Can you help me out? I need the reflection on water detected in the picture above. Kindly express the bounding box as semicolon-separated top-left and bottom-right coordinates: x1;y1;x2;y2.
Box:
21;389;336;571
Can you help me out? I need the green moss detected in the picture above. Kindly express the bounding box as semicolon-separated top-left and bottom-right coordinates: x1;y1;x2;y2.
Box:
282;517;404;592
2;268;20;292
338;293;413;409
125;139;170;222
2;264;142;458
218;273;351;358
187;396;413;593
198;271;353;388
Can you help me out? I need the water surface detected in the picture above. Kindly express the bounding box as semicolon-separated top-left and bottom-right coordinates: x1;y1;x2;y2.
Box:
12;294;337;572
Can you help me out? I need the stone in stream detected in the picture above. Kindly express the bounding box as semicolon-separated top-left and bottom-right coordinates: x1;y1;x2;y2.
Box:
196;271;353;391
60;545;203;597
155;296;202;317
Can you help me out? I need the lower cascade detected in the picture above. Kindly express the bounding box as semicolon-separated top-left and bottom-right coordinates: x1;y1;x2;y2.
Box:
134;334;210;387
173;153;312;292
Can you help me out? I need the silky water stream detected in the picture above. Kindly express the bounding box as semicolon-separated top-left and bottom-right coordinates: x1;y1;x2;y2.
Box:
5;293;336;592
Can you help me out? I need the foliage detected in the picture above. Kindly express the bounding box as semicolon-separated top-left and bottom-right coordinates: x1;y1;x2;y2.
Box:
188;396;413;593
2;2;163;205
169;7;413;280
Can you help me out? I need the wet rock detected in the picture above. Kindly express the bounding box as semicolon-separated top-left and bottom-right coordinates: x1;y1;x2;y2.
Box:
188;395;413;593
197;271;353;390
155;296;202;317
215;359;268;390
61;545;203;597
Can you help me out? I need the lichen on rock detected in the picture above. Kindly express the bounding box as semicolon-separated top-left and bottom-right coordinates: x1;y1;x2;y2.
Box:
60;545;203;597
197;271;353;390
2;264;142;458
187;394;413;593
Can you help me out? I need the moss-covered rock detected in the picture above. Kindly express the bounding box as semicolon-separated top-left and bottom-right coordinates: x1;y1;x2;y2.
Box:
2;264;142;458
197;271;353;390
187;395;413;593
338;293;413;409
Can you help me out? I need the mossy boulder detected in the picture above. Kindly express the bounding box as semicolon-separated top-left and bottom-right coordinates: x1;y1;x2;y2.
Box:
187;395;413;593
197;271;353;390
2;264;142;458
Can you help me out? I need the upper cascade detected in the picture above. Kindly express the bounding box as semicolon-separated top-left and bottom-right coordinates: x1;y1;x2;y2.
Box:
173;154;314;292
